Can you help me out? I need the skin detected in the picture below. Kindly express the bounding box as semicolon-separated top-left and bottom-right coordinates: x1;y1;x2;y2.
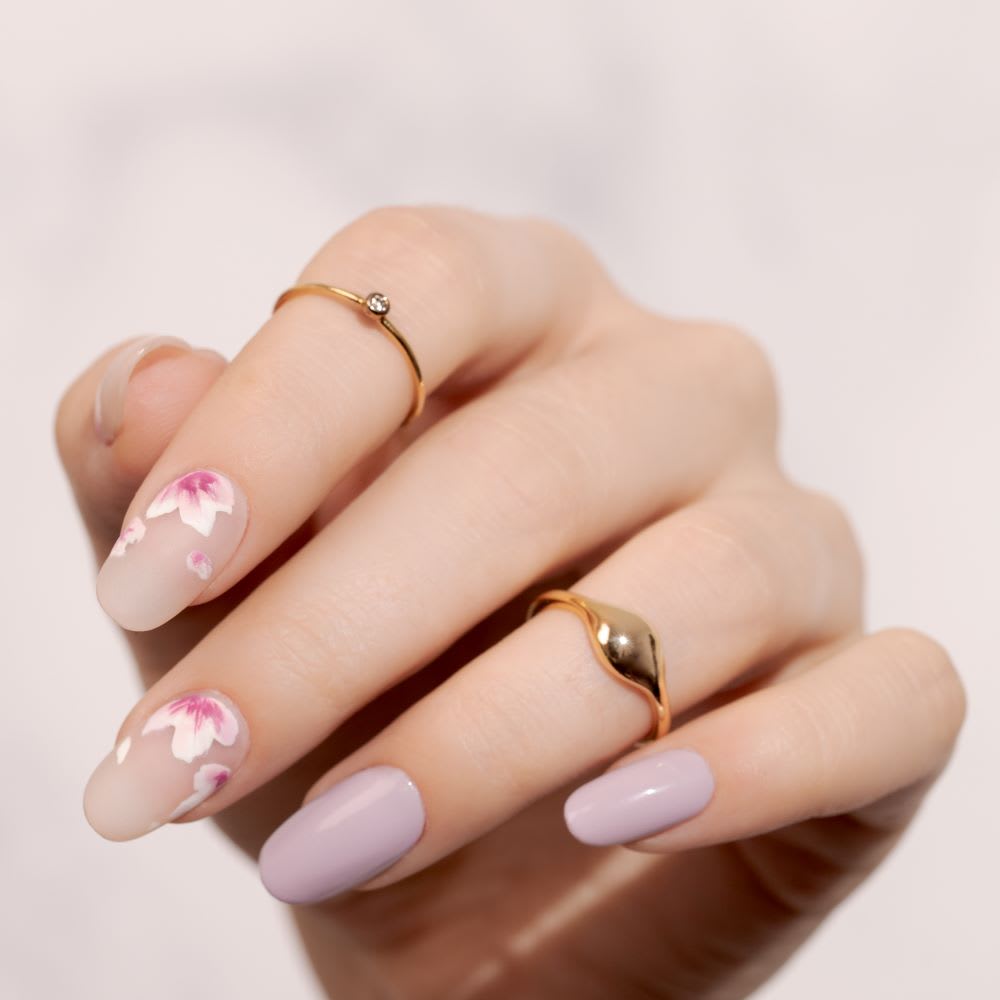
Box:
56;206;966;999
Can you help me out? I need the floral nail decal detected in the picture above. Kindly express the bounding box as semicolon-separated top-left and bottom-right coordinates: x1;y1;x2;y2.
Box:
168;763;232;821
186;550;213;580
83;689;248;842
97;468;247;632
146;470;235;537
111;517;146;557
141;693;239;763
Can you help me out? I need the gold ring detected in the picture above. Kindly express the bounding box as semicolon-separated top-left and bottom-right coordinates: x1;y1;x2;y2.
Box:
272;284;426;425
526;589;670;741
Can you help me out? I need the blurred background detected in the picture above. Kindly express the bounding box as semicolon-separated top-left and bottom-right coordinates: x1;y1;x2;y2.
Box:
2;1;998;997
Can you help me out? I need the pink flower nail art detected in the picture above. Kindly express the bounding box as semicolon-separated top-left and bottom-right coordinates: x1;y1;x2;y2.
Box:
110;517;145;557
168;763;232;821
84;689;249;842
145;470;235;537
186;550;213;580
97;468;247;631
141;693;239;763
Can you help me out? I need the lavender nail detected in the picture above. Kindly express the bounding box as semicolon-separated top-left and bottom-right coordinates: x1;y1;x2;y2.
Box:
259;766;425;904
564;749;715;846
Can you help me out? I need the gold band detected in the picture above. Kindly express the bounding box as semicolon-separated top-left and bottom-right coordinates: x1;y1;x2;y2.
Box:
526;589;670;741
272;283;426;425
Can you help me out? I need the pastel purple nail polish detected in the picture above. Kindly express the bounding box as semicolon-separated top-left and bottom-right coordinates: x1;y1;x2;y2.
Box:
564;749;715;846
259;766;425;904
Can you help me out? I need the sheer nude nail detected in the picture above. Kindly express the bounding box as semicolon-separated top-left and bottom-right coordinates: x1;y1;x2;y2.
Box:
84;690;249;842
94;336;191;444
96;468;248;630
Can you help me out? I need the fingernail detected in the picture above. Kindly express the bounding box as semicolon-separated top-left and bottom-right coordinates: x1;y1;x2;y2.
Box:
96;469;248;631
84;690;249;841
564;749;715;846
259;766;425;904
94;336;191;444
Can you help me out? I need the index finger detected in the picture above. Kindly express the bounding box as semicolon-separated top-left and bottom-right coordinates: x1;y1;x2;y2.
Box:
95;206;613;631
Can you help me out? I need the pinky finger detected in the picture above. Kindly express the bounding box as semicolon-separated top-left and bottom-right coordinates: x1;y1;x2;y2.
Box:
564;628;966;850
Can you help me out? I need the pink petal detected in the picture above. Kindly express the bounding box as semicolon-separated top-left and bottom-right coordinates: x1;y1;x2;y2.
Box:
186;550;213;580
110;517;146;557
167;764;232;821
145;482;180;520
178;490;217;536
205;473;235;509
213;703;239;746
141;695;230;763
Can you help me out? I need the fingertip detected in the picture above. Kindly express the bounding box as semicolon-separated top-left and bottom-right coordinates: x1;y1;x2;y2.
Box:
110;348;226;480
56;337;227;550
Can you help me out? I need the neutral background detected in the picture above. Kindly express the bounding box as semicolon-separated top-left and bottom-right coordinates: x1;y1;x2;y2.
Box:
2;2;997;997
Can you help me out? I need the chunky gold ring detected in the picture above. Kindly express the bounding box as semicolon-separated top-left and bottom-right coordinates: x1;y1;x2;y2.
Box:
526;589;671;741
272;284;426;425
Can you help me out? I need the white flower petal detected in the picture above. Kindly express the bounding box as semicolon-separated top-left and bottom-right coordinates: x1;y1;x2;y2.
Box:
186;551;213;580
145;486;179;520
141;695;238;763
169;722;217;764
167;764;231;821
110;517;145;557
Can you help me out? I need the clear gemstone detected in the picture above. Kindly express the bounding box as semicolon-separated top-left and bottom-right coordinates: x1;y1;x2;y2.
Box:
366;292;390;315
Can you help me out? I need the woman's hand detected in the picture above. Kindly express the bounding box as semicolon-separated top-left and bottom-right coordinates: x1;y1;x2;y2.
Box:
57;206;965;999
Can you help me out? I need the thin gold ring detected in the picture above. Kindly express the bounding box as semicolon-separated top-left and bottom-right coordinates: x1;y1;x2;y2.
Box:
526;589;671;741
272;284;426;425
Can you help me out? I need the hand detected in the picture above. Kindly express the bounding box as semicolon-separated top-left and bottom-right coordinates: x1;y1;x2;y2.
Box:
57;206;965;999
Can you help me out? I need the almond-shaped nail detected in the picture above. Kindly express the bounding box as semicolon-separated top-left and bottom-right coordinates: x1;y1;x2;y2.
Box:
259;766;426;904
564;749;715;846
84;690;249;841
96;468;248;630
94;336;191;444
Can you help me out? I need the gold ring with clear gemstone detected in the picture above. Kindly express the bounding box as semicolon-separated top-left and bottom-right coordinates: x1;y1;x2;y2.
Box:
272;283;426;425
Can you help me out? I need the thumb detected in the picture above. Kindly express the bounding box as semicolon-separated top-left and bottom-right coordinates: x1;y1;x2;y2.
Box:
56;336;226;560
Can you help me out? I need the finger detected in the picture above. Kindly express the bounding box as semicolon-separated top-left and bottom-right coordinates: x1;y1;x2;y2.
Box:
55;336;226;554
81;323;780;843
95;206;620;631
253;487;861;902
564;628;965;852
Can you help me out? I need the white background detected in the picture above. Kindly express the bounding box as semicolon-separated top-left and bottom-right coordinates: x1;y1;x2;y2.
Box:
2;2;997;997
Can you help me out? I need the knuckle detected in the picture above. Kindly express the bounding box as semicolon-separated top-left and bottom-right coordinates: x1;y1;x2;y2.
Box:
337;204;490;319
871;627;968;742
693;322;780;431
655;504;782;640
799;487;865;606
513;213;611;284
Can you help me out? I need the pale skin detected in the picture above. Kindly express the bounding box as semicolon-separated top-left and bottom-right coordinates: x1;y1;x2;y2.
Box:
56;206;966;998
